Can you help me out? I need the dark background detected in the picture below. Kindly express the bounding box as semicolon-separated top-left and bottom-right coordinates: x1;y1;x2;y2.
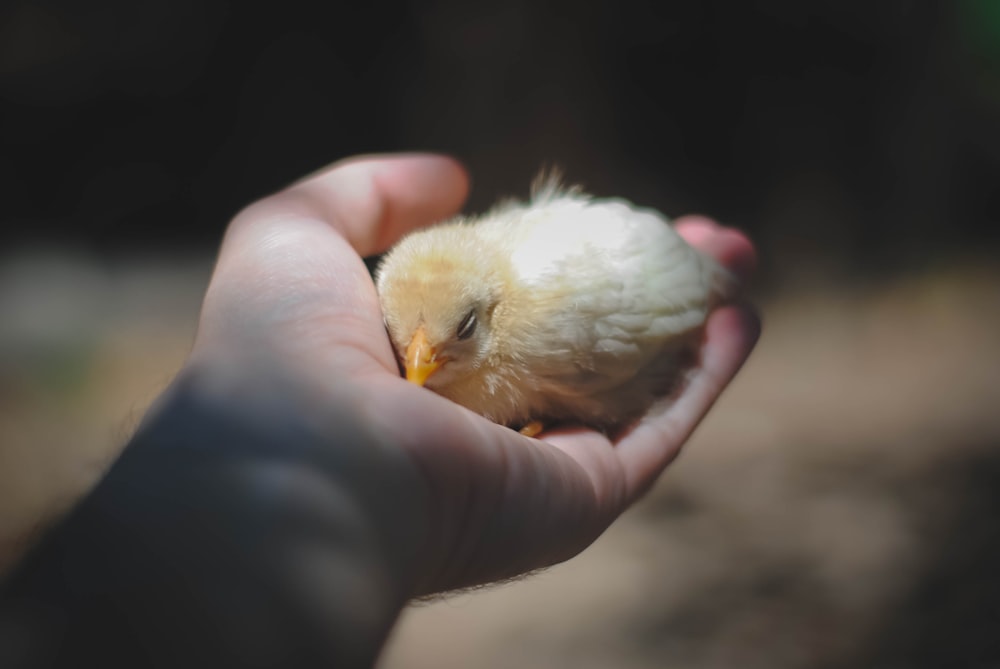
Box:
3;3;1000;667
3;0;999;281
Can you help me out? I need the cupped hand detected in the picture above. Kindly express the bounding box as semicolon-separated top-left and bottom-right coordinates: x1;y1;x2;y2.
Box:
187;153;760;597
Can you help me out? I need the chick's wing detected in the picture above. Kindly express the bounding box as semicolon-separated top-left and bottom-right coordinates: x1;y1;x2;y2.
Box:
500;195;722;393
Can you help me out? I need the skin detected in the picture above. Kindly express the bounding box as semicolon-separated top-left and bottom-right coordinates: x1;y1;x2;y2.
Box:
189;152;759;591
0;153;759;667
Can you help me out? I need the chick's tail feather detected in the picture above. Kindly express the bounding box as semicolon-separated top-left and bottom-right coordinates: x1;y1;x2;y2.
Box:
529;166;583;203
707;254;741;306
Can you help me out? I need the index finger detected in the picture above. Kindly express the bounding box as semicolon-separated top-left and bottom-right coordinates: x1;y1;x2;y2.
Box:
232;153;470;258
199;154;470;371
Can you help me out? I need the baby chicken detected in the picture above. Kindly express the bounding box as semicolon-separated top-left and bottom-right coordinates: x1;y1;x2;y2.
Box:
375;176;735;436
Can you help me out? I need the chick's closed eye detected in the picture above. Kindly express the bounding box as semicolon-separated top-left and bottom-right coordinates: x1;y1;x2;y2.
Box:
375;174;736;436
456;310;477;340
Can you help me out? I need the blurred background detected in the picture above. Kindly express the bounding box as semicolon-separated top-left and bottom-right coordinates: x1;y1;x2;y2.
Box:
2;0;999;666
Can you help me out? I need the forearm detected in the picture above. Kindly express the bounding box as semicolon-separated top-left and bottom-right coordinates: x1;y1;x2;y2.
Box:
0;364;428;668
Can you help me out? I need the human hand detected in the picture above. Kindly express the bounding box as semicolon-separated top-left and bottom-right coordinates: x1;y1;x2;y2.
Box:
182;153;760;598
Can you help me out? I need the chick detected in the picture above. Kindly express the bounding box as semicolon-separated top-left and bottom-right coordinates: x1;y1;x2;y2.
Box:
375;176;735;436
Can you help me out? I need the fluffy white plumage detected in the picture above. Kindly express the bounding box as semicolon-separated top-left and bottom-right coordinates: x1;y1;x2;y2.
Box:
375;177;735;434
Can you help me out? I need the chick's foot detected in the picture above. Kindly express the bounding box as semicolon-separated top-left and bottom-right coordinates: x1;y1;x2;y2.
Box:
518;421;545;438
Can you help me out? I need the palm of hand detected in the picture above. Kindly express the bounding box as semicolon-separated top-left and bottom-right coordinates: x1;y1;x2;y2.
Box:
189;155;759;595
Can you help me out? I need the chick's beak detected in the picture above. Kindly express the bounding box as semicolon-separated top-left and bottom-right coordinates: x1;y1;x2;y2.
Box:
405;326;442;386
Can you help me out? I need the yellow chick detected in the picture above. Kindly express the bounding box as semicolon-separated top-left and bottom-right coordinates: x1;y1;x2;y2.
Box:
375;176;735;436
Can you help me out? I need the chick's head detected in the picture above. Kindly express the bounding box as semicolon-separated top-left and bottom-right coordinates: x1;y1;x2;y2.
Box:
375;225;507;390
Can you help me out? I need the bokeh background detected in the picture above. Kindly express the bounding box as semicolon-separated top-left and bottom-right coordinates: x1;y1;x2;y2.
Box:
2;1;1000;666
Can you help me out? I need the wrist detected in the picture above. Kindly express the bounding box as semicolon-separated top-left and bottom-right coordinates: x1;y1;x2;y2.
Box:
140;359;433;624
2;359;431;666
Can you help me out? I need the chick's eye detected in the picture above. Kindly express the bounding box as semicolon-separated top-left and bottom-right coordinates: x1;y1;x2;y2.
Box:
456;310;477;340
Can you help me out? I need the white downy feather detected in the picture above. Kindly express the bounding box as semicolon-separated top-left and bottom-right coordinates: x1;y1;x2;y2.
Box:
375;180;736;432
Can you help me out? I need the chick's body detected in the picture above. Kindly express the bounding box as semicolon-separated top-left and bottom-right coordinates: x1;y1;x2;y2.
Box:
375;183;733;433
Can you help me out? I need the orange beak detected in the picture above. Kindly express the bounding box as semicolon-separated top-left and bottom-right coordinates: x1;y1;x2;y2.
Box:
405;326;442;386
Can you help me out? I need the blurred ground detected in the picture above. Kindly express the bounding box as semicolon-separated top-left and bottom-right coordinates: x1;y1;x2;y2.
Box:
1;246;998;668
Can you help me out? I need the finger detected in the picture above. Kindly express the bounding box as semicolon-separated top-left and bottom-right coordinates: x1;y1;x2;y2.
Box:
615;303;761;498
199;155;469;366
367;379;614;590
270;153;470;257
674;216;757;281
541;221;760;505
